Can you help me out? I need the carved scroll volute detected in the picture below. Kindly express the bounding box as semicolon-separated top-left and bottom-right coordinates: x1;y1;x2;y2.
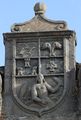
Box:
41;41;62;57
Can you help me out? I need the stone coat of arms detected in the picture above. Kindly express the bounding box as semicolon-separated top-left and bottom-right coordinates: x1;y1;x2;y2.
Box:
12;37;68;116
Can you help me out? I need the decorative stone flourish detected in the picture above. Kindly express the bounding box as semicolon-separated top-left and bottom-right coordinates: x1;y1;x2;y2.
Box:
11;3;67;33
46;61;57;72
41;42;62;56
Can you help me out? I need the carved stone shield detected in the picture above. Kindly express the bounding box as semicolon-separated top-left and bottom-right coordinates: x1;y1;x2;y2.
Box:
12;37;69;116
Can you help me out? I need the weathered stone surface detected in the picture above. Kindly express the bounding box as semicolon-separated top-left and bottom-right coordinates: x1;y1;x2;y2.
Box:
11;3;67;33
3;30;77;120
1;2;80;120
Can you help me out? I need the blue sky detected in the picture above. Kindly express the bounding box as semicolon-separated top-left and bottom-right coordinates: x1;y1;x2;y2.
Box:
0;0;81;66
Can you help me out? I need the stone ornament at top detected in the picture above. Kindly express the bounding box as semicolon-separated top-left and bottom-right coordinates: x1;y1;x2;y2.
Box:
11;2;67;32
34;2;47;15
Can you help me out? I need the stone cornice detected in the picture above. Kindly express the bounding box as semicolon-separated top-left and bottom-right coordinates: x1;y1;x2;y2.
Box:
3;30;75;39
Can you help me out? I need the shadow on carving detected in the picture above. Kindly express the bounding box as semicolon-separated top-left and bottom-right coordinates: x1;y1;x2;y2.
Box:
0;66;4;120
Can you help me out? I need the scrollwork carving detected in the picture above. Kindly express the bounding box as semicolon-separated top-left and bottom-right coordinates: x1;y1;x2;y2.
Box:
19;46;36;68
19;47;36;58
46;61;57;72
41;42;51;56
51;42;62;56
41;42;62;56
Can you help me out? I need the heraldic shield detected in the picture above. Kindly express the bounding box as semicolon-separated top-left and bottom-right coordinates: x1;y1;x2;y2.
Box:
12;37;68;116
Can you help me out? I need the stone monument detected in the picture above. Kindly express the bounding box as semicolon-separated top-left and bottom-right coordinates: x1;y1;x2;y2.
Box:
0;2;81;120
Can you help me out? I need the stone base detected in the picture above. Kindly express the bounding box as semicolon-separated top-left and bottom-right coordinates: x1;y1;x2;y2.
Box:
1;113;78;120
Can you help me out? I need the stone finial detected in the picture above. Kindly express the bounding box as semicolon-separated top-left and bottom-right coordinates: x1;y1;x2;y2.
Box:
34;2;46;15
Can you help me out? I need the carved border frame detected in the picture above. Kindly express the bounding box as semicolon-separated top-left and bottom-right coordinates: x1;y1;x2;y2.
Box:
12;36;69;116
